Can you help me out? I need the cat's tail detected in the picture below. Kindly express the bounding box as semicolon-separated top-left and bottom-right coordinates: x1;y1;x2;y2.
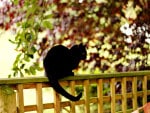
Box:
49;80;82;101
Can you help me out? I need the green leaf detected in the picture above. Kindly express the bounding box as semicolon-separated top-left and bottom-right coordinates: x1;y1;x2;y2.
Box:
33;62;43;71
13;54;22;67
9;39;17;44
42;21;53;29
34;23;40;31
20;64;25;69
44;14;53;19
30;46;37;54
11;0;19;5
8;74;11;78
24;55;30;62
25;3;38;18
25;33;33;41
16;53;22;61
24;69;31;75
20;71;24;77
13;72;18;77
22;22;31;28
30;66;36;75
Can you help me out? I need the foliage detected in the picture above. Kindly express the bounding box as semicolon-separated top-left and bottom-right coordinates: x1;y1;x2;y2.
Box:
0;0;150;77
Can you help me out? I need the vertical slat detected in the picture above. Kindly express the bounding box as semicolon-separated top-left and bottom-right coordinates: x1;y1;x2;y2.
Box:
110;78;115;113
70;81;76;113
143;75;147;105
97;79;103;113
54;89;61;113
122;77;127;113
36;83;43;113
132;77;137;110
84;80;90;113
17;84;24;113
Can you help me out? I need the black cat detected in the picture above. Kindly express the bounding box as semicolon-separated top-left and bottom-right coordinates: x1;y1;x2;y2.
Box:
43;43;87;101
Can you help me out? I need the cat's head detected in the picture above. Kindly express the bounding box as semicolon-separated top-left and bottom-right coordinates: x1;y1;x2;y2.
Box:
70;43;87;60
78;43;87;60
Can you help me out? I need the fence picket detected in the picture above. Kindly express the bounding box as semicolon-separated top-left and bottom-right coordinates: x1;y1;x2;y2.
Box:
36;83;43;113
122;77;127;113
143;75;147;104
132;77;138;110
17;84;24;113
84;80;90;113
97;79;103;113
70;80;76;113
110;78;116;113
53;89;61;113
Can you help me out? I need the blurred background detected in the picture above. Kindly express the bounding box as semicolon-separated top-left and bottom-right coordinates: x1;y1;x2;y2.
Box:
0;0;150;112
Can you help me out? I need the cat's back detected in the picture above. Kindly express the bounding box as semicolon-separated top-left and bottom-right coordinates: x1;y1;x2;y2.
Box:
47;45;69;56
44;45;70;64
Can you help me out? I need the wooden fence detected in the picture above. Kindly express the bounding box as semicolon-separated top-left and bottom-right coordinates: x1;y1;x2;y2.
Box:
0;71;150;113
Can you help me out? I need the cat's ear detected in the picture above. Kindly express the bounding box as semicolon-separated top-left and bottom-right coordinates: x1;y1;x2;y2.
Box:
79;43;86;48
79;43;83;46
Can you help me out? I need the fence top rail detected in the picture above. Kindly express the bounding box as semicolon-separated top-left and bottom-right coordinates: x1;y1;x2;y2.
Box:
0;71;150;85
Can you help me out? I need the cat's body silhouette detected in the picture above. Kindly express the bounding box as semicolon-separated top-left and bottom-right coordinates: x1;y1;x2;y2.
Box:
43;43;87;101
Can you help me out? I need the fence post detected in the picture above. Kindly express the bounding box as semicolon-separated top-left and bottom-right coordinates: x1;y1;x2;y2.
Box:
0;85;16;113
